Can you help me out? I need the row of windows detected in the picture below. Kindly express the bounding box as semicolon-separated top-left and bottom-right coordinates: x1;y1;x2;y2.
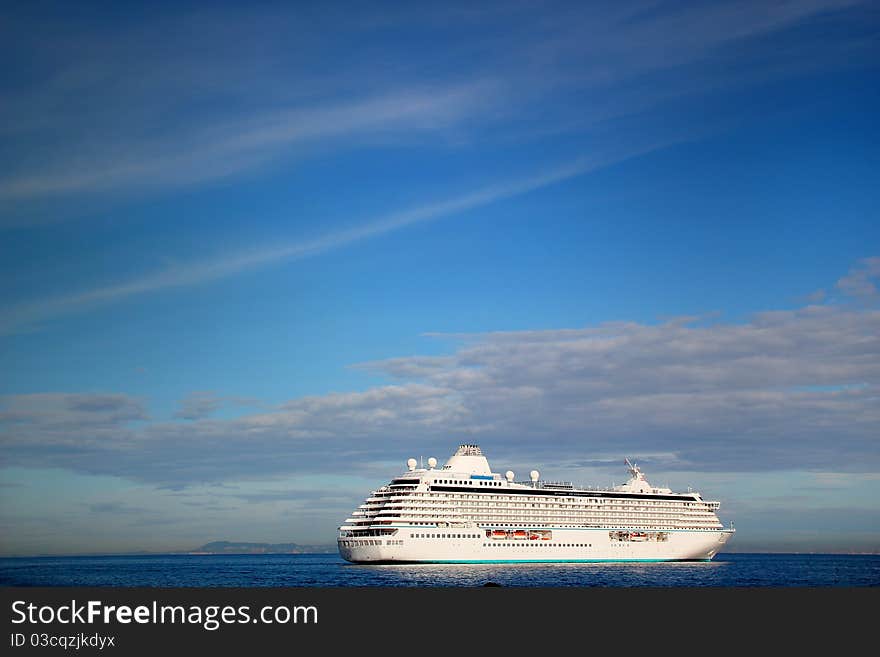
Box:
369;508;718;519
348;512;718;525
339;537;404;547
374;503;715;516
381;514;717;524
345;523;718;531
349;509;718;521
374;493;715;509
412;533;480;539
482;543;593;548
378;485;708;502
368;512;720;525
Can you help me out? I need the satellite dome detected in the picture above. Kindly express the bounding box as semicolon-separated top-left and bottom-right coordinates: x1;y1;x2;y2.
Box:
530;470;540;482
505;471;515;481
407;458;417;471
427;457;437;469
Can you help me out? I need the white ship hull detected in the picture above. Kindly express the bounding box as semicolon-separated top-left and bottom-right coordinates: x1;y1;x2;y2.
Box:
339;528;734;563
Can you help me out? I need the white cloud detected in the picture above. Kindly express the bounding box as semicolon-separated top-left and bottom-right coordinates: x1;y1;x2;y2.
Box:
174;391;261;420
1;292;877;485
837;257;880;299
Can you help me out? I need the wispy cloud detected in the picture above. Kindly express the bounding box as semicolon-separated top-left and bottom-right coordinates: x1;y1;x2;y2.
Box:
1;0;870;210
0;84;492;202
0;148;656;335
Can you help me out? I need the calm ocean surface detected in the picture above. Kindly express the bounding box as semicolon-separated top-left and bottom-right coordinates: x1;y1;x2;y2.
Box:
1;552;878;587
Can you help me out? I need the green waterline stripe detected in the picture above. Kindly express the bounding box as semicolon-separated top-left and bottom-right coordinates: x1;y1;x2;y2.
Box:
348;558;714;564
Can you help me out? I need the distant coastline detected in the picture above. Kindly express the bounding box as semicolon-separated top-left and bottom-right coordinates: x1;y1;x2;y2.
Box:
0;541;338;559
185;541;337;555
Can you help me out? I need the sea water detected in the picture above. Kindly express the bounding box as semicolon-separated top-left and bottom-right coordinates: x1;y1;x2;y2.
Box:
1;552;878;587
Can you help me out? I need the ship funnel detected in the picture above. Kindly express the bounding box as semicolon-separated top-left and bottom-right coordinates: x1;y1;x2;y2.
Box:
443;444;492;475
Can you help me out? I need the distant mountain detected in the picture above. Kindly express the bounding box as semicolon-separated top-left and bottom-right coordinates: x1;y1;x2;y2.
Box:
189;541;336;554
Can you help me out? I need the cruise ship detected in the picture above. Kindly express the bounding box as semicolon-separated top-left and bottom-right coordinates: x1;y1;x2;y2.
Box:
338;444;734;563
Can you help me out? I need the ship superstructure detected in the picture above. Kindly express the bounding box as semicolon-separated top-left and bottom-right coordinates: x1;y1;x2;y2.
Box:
338;444;734;563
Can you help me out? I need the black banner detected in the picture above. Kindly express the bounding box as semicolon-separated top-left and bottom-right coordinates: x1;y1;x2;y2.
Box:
2;587;876;654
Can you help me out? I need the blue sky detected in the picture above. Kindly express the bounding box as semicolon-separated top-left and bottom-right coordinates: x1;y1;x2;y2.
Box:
1;0;878;555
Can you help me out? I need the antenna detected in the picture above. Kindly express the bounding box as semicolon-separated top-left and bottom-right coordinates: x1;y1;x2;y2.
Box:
625;458;639;478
